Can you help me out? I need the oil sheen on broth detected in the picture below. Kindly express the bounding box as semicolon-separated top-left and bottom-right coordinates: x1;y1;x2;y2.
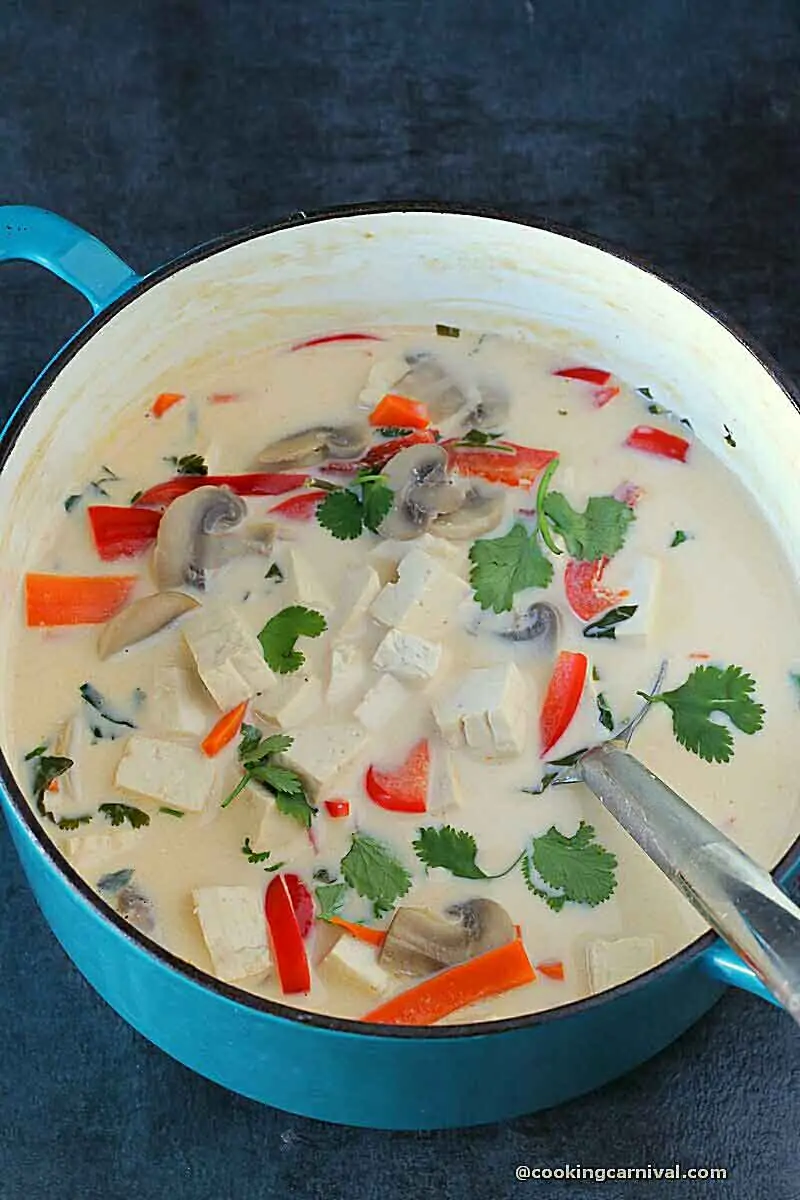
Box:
11;328;800;1025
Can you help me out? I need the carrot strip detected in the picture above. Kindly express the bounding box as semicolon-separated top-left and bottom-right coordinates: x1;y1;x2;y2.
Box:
201;700;248;757
329;917;386;947
25;573;136;626
363;938;536;1026
536;959;565;981
369;393;431;430
151;392;185;418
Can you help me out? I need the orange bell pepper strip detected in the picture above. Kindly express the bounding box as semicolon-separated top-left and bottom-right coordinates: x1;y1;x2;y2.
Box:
369;393;431;430
363;937;536;1026
200;700;248;757
25;573;136;626
150;392;185;418
328;917;386;947
540;651;588;757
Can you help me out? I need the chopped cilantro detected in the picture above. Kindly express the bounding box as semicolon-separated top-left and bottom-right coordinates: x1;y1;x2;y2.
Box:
456;429;505;448
341;832;412;918
165;453;208;476
64;466;120;512
99;802;150;830
435;323;461;338
523;821;617;909
258;605;327;674
542;492;635;561
670;529;690;548
377;426;414;438
583;605;638;640
596;692;615;732
80;683;136;729
28;751;73;816
64;493;82;513
241;836;284;871
468;522;553;613
412;825;520;879
723;425;736;448
639;664;764;763
636;387;654;400
315;881;349;920
130;490;143;505
24;743;48;762
648;402;668;415
223;728;315;827
265;563;284;583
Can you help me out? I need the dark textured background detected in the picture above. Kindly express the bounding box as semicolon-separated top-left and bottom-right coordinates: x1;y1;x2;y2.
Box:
1;2;799;1197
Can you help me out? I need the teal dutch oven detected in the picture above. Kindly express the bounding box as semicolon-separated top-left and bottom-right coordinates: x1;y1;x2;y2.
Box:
1;205;797;1129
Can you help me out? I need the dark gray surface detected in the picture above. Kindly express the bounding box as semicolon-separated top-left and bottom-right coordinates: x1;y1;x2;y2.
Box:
1;2;799;1197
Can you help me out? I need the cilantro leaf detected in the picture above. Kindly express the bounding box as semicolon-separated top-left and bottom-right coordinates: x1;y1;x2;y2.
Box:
527;821;617;907
241;836;284;871
99;802;151;830
413;825;488;878
542;492;635;561
222;728;308;812
265;563;284;582
596;691;615;732
241;730;293;762
670;530;690;548
251;763;305;795
165;453;208;476
258;605;327;674
317;489;365;540
56;815;93;831
639;664;765;763
521;854;567;911
456;429;505;447
341;832;411;916
238;723;263;760
315;881;349;920
361;479;394;533
469;523;553;613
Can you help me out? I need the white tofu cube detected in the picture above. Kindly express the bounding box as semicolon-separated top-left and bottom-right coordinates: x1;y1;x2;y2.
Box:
372;628;442;683
247;783;312;859
355;673;410;732
369;532;467;580
183;603;275;710
432;663;529;758
427;746;463;814
280;722;368;794
333;564;381;634
586;937;657;992
328;641;370;706
286;546;334;612
369;548;471;637
151;664;216;736
255;671;323;730
61;827;146;866
115;734;217;813
612;557;660;638
324;933;391;994
193;886;272;982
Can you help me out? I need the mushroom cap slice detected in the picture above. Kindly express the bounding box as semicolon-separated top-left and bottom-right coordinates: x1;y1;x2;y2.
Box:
153;485;247;589
431;485;505;540
378;898;516;976
380;443;467;540
258;423;369;469
501;600;560;648
98;591;200;659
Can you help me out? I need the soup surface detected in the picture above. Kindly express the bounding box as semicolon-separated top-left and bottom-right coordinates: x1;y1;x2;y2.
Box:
10;327;800;1024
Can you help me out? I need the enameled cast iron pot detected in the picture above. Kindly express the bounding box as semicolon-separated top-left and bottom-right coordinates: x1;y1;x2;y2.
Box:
1;205;798;1130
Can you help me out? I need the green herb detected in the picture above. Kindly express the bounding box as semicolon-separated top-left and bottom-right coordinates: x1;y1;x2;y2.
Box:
79;683;136;731
583;605;638;640
29;751;73;816
24;743;48;761
64;466;120;512
521;749;586;796
238;723;266;759
596;692;615;732
165;453;208;476
535;456;562;555
670;530;690;548
723;425;736;448
542;492;635;561
130;490;143;505
241;836;284;871
413;825;520;879
648;402;668;415
223;728;315;827
341;832;412;918
265;563;284;582
377;426;414;438
97;867;135;895
436;323;461;338
99;803;150;830
64;494;82;513
637;387;654;401
638;664;764;763
159;806;184;818
523;821;617;909
468;522;553;613
790;672;800;706
557;408;568;416
317;471;394;540
258;605;327;674
313;866;337;884
56;815;92;831
315;881;349;920
455;429;507;448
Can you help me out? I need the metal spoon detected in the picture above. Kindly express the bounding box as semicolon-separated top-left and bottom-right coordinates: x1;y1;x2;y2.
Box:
551;667;800;1024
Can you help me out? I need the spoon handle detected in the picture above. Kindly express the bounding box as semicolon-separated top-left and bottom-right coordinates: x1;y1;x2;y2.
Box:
578;742;800;1024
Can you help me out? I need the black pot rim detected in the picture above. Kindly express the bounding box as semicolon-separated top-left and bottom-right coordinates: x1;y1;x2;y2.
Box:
2;199;798;1041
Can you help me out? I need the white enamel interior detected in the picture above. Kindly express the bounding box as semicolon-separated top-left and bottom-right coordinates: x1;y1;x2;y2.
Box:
1;208;798;830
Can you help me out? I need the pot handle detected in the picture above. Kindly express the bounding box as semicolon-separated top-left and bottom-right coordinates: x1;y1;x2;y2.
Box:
0;206;140;313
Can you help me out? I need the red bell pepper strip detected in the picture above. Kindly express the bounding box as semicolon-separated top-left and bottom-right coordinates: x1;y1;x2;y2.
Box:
445;440;557;489
324;798;351;818
536;959;565;981
363;937;536;1026
88;505;162;560
264;875;311;993
369;393;431;430
365;739;429;813
592;385;620;409
25;573;137;627
150;392;185;418
343;429;438;474
625;425;690;462
200;700;248;758
284;874;314;938
133;471;308;509
564;558;628;621
290;332;384;351
552;366;611;386
540;651;589;756
329;916;386;947
268;489;328;519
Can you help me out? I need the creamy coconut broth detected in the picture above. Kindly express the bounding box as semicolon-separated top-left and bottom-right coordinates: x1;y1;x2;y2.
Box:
10;327;800;1024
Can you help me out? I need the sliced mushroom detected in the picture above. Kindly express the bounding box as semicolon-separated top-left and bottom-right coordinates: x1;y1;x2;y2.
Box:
378;898;515;976
380;443;467;540
395;353;474;422
116;884;156;933
501;600;560;648
98;591;200;659
258;423;369;469
431;484;505;540
153;485;250;589
459;381;510;433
